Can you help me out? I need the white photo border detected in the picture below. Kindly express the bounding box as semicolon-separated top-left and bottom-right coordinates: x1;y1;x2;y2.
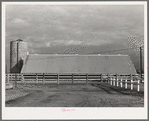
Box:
2;1;148;120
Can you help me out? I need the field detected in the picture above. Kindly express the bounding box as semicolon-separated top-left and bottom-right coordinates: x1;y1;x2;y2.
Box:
5;82;144;107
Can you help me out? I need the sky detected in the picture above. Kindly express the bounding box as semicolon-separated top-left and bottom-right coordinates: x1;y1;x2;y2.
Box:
5;4;144;72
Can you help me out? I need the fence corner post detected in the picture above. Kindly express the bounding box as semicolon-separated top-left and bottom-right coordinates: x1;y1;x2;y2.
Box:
130;74;133;90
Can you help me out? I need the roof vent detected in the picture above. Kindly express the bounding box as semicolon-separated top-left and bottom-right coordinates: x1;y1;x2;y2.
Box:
16;39;23;42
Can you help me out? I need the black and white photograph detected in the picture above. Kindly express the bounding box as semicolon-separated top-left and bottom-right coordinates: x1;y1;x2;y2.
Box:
2;1;147;120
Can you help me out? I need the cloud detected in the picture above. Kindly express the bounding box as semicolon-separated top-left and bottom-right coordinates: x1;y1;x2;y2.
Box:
13;18;25;23
44;39;114;47
45;40;84;46
5;5;144;53
65;40;83;45
45;42;51;47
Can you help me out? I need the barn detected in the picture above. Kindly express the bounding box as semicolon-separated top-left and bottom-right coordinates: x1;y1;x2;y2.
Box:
21;54;136;74
10;39;137;75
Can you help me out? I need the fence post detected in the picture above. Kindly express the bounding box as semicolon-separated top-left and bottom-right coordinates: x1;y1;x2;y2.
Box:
7;74;9;83
137;80;140;92
21;74;24;83
36;74;38;83
110;77;112;85
130;74;133;90
86;74;88;84
113;77;115;86
72;74;74;83
15;73;17;89
121;78;122;88
57;74;59;85
107;74;109;83
109;75;111;84
125;79;127;89
116;74;118;87
107;75;109;84
101;74;103;83
43;73;45;84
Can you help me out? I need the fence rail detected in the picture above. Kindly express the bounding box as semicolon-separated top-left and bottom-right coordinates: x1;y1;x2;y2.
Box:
5;73;144;91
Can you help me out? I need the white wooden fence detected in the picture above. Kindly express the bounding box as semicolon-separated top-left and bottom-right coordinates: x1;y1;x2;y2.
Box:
5;73;143;91
108;74;143;92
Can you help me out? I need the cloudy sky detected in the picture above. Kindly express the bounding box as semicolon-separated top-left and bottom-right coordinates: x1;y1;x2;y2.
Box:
5;4;144;72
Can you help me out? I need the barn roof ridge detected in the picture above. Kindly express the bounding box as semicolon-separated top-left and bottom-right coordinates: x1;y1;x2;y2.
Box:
29;54;129;56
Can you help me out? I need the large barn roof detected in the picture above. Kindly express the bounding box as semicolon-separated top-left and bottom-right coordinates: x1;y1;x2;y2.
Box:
21;54;136;74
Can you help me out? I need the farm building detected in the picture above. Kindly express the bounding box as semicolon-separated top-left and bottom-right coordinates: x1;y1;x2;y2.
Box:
10;39;137;75
21;54;136;74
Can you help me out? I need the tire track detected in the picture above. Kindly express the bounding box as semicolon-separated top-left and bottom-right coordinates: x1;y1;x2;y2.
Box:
75;95;88;107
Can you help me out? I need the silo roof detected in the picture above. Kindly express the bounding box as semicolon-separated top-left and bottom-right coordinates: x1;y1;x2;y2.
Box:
21;54;137;74
11;39;26;43
16;39;23;41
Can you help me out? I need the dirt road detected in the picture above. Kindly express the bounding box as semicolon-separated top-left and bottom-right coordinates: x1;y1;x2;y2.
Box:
5;83;144;107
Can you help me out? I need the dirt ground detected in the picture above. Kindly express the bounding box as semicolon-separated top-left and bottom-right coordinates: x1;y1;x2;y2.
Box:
5;82;144;107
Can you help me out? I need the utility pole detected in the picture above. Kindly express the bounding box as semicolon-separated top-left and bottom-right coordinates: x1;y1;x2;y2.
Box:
140;47;142;82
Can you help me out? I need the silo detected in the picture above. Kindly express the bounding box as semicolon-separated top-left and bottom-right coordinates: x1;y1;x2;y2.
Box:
10;39;28;73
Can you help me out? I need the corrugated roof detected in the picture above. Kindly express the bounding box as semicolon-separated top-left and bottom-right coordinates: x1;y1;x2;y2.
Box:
21;54;136;74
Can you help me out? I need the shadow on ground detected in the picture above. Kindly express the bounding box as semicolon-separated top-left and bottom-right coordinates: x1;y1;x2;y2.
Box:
91;83;144;97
